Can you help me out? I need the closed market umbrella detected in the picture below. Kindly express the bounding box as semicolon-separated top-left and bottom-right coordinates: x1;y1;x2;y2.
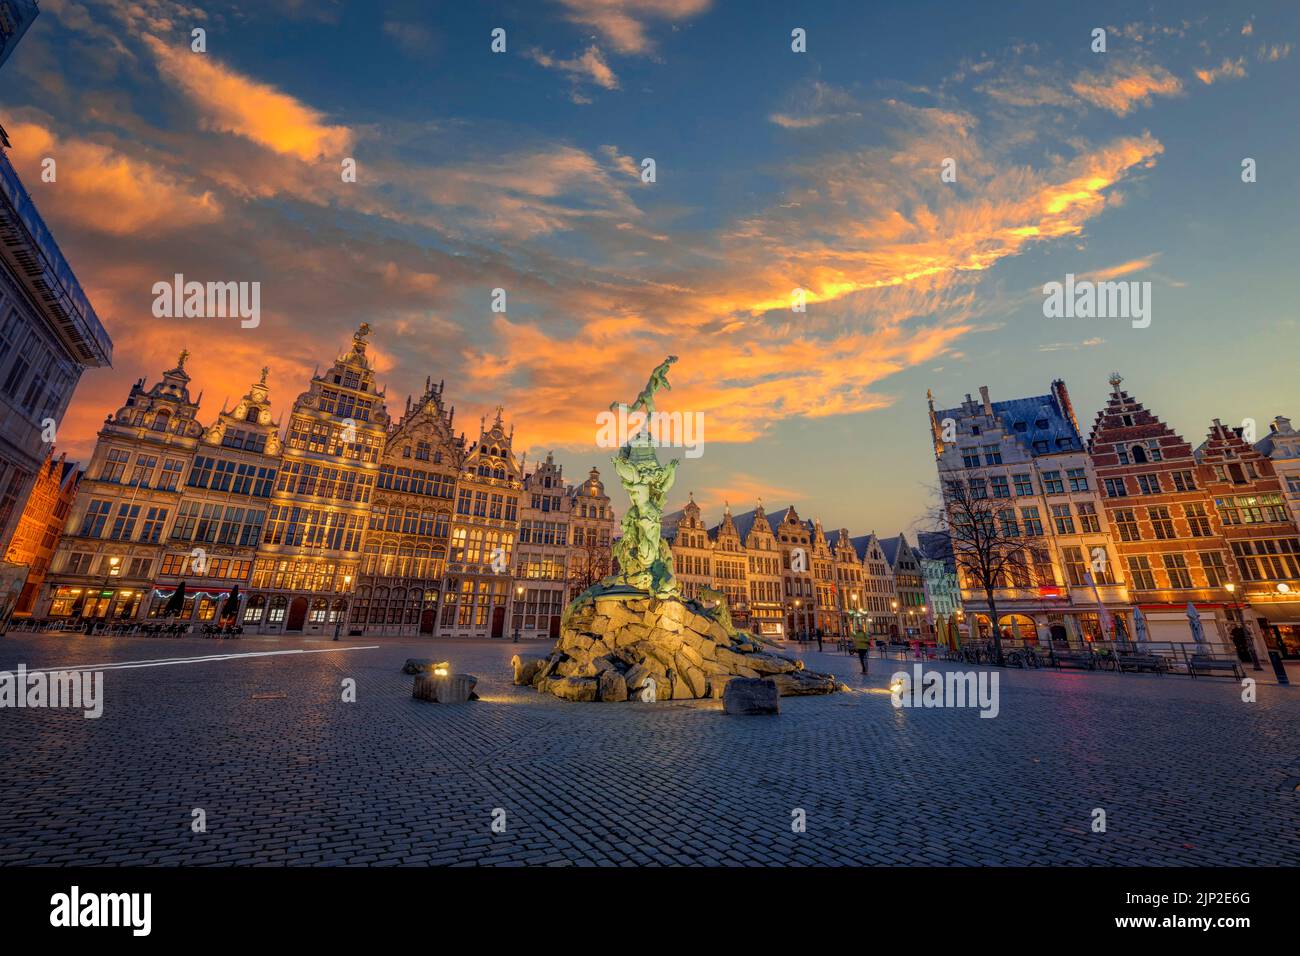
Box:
1186;601;1206;646
220;585;241;623
1133;606;1150;644
163;581;186;618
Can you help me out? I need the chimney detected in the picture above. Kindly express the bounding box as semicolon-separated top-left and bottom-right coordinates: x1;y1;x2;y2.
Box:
978;385;993;417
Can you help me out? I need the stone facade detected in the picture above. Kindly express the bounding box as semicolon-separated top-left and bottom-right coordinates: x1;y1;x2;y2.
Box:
0;149;112;547
161;368;281;625
512;455;615;641
42;354;204;622
1253;416;1300;657
252;326;387;634
354;378;459;635
1196;418;1298;661
932;380;1130;644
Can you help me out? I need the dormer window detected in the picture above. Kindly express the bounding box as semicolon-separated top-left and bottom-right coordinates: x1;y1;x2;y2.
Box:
1013;421;1027;432
1035;418;1049;429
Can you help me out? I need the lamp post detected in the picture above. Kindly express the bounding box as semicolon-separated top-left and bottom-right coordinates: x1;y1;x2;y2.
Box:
512;584;524;643
333;572;352;641
92;556;121;633
1224;582;1262;671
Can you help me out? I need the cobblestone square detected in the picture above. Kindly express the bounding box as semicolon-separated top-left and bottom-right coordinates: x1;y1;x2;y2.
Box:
0;632;1296;866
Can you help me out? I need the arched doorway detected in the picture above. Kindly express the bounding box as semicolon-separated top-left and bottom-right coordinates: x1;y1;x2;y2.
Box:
286;596;308;631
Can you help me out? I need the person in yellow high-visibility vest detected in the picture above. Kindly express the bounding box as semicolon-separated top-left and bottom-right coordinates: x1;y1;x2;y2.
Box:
852;629;871;674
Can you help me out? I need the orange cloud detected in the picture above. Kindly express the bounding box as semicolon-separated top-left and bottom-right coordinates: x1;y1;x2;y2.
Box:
5;121;221;236
143;34;352;161
526;45;620;91
1196;58;1247;84
1070;64;1182;115
554;0;712;54
1082;255;1158;282
450;127;1162;452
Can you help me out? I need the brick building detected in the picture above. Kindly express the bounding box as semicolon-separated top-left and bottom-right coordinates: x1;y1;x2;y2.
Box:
1086;374;1233;646
3;450;79;615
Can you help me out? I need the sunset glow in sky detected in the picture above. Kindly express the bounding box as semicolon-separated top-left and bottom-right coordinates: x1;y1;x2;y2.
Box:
3;0;1297;533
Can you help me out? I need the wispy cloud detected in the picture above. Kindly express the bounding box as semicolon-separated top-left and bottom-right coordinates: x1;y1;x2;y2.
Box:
1082;255;1159;282
1070;63;1183;115
553;0;712;54
1196;57;1247;84
526;45;620;95
5;119;222;235
142;33;352;161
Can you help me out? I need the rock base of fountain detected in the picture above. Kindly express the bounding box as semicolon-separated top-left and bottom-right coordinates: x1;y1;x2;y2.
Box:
516;590;842;702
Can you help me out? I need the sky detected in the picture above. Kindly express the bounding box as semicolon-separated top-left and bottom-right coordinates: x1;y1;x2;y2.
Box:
2;0;1297;537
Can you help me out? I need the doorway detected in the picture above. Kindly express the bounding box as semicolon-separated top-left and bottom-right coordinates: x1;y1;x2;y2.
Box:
287;596;308;631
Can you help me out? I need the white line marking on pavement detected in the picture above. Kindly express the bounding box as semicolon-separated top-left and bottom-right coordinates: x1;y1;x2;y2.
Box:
12;646;382;675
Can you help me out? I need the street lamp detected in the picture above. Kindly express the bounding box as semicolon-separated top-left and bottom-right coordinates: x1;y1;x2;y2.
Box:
1224;582;1261;671
333;572;353;641
512;584;524;643
92;556;122;632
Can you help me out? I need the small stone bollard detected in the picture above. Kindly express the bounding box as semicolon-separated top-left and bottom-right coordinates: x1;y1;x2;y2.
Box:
723;677;780;716
413;673;477;703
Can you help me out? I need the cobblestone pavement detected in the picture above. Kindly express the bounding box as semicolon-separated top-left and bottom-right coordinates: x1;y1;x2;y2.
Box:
0;632;1296;866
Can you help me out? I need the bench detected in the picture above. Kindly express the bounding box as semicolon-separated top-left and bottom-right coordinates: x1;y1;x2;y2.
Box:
1188;656;1245;679
1050;649;1095;670
1116;653;1168;674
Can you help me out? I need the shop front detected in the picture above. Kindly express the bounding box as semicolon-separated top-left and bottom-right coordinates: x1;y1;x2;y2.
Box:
1245;596;1300;660
48;584;142;620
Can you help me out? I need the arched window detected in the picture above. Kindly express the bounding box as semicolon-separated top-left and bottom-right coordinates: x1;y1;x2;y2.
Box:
152;410;171;432
243;594;267;623
1131;444;1148;463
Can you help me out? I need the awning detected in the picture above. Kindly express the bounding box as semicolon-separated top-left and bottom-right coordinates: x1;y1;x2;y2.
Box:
1242;600;1300;625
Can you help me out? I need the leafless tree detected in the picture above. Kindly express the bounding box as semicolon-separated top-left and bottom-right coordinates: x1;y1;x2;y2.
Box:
566;539;611;597
924;479;1036;665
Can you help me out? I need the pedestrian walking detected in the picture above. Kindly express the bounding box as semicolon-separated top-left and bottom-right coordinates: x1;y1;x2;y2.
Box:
853;629;871;674
816;628;824;652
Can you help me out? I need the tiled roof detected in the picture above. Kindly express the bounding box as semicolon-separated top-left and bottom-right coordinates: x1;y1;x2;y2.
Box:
934;391;1082;456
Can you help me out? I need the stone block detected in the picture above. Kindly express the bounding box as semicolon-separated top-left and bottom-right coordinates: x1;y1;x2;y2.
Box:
412;674;478;704
723;677;780;715
548;677;599;702
597;669;627;703
769;671;838;697
745;652;798;675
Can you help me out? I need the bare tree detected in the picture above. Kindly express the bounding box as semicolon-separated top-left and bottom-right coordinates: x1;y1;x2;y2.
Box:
566;538;611;597
925;479;1035;665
